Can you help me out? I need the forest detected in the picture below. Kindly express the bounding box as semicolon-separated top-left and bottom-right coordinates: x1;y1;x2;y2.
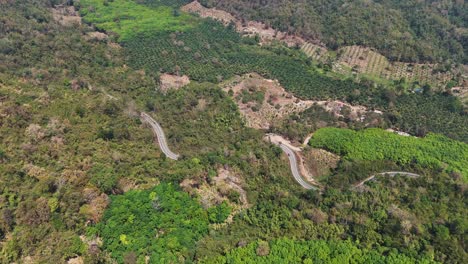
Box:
0;0;466;263
200;0;468;63
201;238;436;263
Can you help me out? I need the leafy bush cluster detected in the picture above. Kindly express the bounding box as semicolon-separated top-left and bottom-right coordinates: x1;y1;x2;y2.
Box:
89;183;211;263
138;0;192;8
202;238;437;263
309;128;468;180
78;0;198;41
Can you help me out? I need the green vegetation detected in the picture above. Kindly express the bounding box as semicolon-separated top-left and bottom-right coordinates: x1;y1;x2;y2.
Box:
1;1;467;263
89;183;210;263
207;201;231;224
125;22;371;101
139;0;191;8
79;0;467;142
197;172;467;263
309;128;468;180
202;0;467;63
78;0;198;40
389;93;468;142
202;238;437;263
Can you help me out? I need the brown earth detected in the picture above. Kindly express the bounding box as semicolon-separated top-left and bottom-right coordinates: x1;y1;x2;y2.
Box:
181;1;304;47
51;5;81;26
180;167;248;209
181;1;236;25
159;73;190;93
222;73;315;129
86;31;108;41
223;73;375;130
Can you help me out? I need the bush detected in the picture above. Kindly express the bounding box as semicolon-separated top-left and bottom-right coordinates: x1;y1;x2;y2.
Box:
207;201;231;224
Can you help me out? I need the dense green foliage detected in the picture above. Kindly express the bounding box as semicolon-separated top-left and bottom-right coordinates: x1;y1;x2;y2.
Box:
90;183;210;263
197;171;467;263
78;0;198;40
139;0;192;8
202;0;467;63
309;128;468;180
202;238;437;263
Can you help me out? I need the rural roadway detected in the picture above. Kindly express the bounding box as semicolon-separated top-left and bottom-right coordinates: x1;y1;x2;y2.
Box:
141;112;180;160
139;113;417;190
355;171;420;188
279;144;318;190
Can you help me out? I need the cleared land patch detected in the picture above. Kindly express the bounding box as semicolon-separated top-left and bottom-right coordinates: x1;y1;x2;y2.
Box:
181;1;304;47
159;73;190;93
221;73;315;129
334;45;457;88
222;73;377;130
301;42;329;62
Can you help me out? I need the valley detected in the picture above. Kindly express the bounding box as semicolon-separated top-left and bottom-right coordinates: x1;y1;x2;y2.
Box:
0;1;466;263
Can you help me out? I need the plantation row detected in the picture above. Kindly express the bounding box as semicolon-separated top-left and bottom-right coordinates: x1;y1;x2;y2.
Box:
335;45;455;88
388;62;453;86
300;42;328;62
125;20;467;142
125;20;377;102
391;93;467;142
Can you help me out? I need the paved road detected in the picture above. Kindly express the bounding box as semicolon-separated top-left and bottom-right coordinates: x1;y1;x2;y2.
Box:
141;112;180;160
279;144;318;190
355;171;420;188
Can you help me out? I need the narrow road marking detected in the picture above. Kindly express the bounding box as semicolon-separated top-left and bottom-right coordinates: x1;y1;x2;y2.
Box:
354;171;420;188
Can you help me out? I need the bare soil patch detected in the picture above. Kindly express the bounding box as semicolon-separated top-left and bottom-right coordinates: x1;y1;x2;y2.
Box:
159;73;190;92
316;100;370;121
51;5;81;26
181;1;236;25
86;31;108;41
181;1;303;47
265;133;302;151
180;167;248;213
222;73;315;129
223;73;375;129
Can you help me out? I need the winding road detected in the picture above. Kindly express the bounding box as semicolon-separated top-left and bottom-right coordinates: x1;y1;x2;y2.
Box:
279;144;319;190
141;112;180;160
355;171;420;188
139;114;418;190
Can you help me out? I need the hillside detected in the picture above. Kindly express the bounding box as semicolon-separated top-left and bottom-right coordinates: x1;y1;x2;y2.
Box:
201;0;468;64
0;1;467;263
